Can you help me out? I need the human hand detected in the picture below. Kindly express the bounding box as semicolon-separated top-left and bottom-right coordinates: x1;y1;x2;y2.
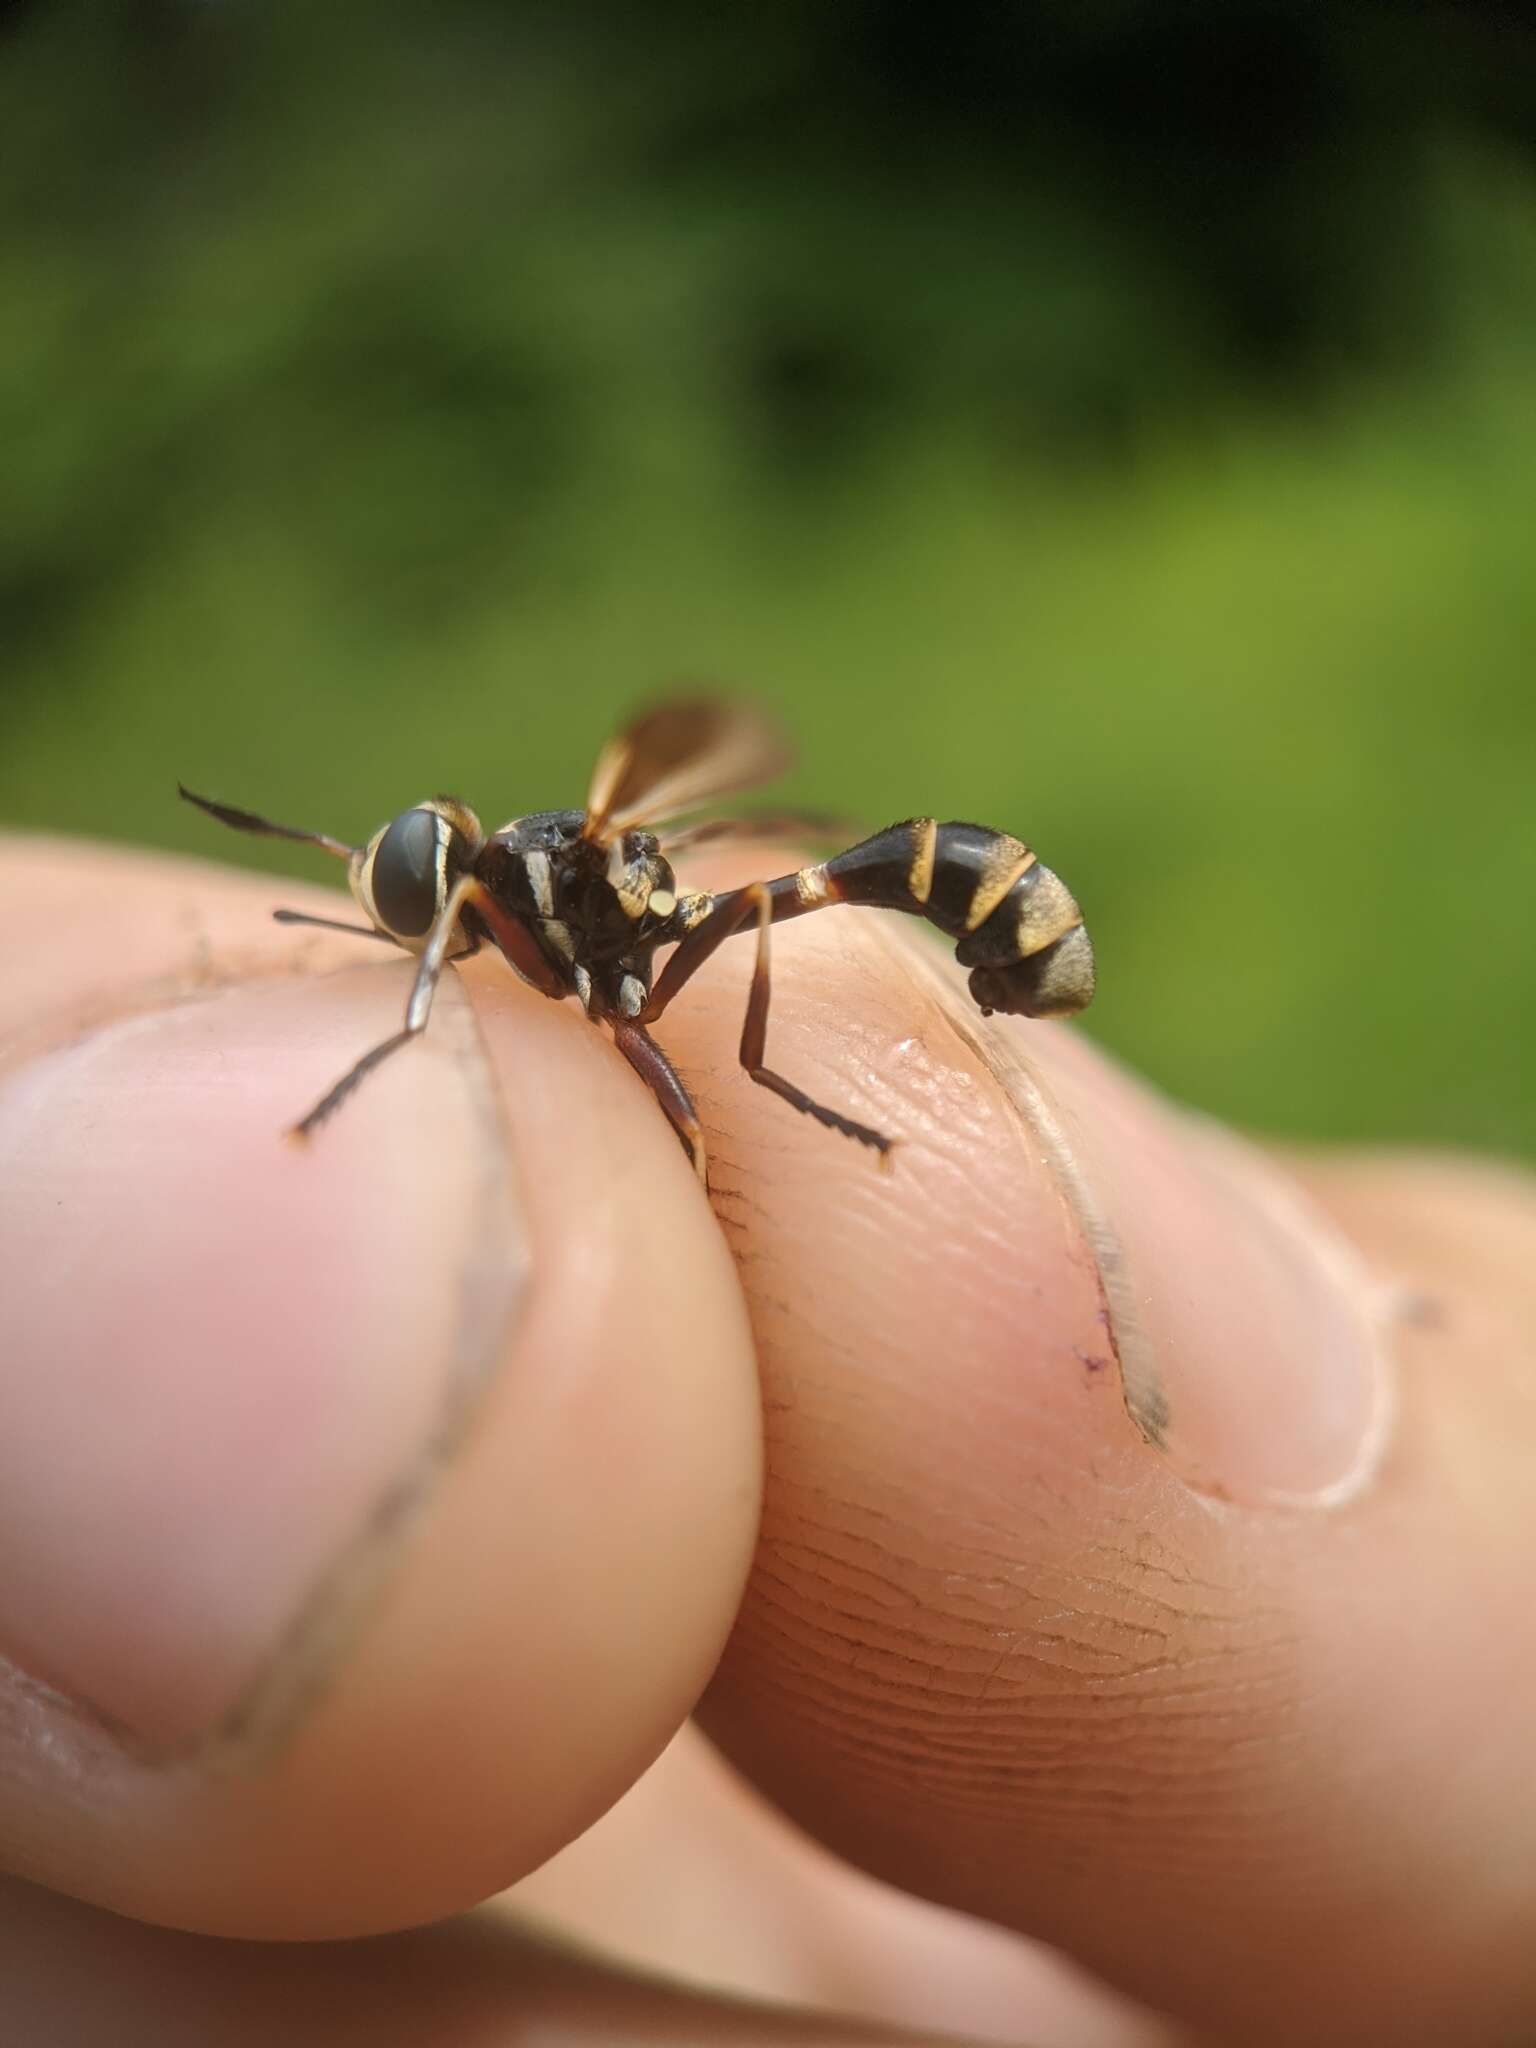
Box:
2;833;1532;2046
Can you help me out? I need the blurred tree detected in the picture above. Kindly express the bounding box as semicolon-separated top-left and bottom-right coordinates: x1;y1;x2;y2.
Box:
2;0;1533;1158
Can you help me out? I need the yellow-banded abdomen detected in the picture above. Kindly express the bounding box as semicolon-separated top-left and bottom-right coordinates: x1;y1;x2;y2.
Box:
778;817;1094;1019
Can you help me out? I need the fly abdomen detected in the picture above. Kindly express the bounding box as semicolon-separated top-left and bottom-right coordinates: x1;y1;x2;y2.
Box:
788;817;1094;1019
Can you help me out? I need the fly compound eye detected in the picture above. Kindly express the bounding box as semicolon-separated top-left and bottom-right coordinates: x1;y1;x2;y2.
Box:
367;807;449;940
350;797;484;947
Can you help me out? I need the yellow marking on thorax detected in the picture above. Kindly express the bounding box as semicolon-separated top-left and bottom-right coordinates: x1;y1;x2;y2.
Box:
614;858;657;920
795;863;833;907
965;835;1036;932
524;848;555;918
649;888;677;919
907;817;937;904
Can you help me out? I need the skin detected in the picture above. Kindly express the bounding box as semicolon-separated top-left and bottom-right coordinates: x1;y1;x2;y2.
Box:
0;832;1533;2047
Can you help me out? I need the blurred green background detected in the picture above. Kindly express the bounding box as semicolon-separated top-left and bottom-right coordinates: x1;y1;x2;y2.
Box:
3;2;1533;1154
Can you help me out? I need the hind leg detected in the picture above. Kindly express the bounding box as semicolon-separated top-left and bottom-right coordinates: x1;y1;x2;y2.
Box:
644;882;893;1162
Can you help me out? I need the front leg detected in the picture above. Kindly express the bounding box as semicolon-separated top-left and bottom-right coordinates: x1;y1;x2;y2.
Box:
290;872;484;1137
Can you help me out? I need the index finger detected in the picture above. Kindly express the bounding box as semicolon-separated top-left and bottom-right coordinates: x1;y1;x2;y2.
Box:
661;846;1534;2048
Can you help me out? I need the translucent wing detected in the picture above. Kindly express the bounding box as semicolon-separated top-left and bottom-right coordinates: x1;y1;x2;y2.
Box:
659;807;855;855
583;699;793;842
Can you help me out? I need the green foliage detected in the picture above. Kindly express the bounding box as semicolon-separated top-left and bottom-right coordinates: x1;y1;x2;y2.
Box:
2;5;1533;1156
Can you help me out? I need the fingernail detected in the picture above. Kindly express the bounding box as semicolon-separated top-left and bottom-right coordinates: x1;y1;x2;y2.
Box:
996;1031;1393;1506
0;970;524;1754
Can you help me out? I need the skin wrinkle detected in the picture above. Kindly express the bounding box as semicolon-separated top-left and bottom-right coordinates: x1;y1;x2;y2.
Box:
745;1521;1218;1718
746;1462;1215;1695
740;1608;1278;1737
733;1687;1302;1851
716;1705;1271;1846
723;1638;1260;1745
759;1467;1227;1617
772;1477;1066;1552
749;1554;1167;1675
778;1586;1204;1687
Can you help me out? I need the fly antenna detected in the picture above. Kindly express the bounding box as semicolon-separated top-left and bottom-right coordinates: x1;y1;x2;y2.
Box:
177;785;355;860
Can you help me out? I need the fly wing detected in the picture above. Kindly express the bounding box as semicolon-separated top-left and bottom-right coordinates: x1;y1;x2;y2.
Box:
583;698;793;842
659;806;855;854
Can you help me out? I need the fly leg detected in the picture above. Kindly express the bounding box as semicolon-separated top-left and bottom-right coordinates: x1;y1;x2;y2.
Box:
291;872;482;1137
611;1015;709;1183
643;882;894;1162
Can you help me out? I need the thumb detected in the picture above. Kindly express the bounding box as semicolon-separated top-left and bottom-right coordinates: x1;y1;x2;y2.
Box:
0;836;761;1938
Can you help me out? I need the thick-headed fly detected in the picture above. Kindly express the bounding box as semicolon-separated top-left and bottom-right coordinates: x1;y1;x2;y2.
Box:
181;700;1094;1179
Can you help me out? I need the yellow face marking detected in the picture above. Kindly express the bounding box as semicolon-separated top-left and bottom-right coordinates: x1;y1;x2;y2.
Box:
423;795;485;849
347;835;382;928
965;835;1036;932
795;863;833;907
649;888;677;918
907;817;937;904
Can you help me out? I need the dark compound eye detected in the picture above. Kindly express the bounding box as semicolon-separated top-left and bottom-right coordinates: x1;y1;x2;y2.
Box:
370;808;444;938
